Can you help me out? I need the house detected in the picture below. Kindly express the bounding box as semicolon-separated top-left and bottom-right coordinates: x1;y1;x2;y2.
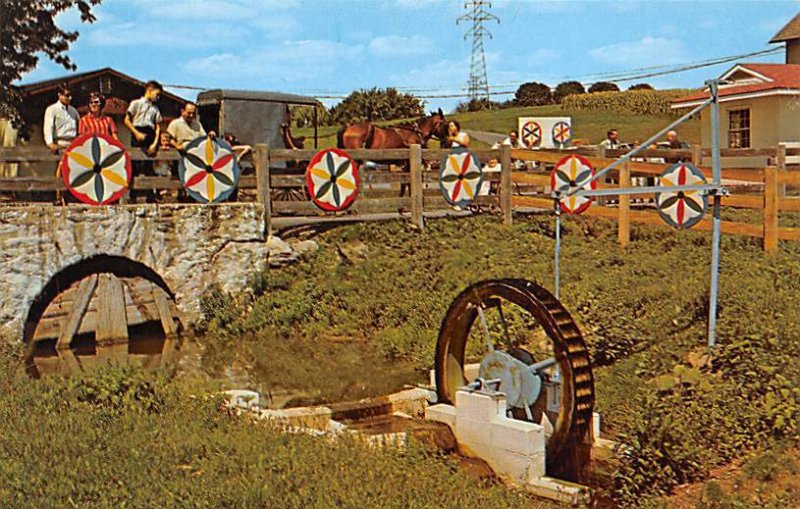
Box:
672;13;800;168
12;68;187;176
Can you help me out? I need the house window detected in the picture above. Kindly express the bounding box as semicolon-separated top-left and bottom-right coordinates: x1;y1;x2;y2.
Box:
728;109;750;149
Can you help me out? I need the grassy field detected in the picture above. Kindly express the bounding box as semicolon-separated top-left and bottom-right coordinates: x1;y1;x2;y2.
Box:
3;211;798;507
296;102;700;150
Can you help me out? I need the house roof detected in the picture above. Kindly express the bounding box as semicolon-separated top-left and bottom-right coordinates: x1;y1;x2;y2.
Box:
672;63;800;108
19;67;187;104
196;89;319;106
770;13;800;43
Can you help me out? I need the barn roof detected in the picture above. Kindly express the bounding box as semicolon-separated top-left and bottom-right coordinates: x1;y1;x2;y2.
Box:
672;63;800;108
19;67;186;104
197;89;319;106
770;13;800;43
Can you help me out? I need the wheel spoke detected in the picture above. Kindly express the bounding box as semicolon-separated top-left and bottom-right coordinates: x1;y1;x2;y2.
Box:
495;299;513;350
476;304;494;352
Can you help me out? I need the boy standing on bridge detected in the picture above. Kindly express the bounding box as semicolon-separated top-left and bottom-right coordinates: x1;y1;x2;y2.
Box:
125;81;163;158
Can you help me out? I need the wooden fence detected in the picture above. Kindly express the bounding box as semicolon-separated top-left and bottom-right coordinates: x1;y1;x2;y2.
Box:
1;144;799;253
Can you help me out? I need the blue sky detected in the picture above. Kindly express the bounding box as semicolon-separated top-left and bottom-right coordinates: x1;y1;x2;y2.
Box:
20;0;800;112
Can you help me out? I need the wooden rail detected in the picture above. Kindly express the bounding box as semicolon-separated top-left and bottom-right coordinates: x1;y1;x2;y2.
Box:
1;143;799;252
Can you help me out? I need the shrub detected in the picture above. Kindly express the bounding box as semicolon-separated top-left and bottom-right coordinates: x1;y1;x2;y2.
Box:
512;81;553;106
553;80;586;102
588;81;620;93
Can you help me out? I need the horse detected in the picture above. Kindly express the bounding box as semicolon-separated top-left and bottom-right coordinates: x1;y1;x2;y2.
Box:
336;108;447;150
336;109;447;195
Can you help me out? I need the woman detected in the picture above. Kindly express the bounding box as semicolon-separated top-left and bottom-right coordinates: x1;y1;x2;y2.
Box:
79;92;118;139
446;120;470;149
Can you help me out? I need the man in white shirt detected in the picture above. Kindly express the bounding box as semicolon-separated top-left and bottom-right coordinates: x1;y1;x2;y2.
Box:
599;129;621;150
167;102;215;151
43;84;79;153
492;129;524;149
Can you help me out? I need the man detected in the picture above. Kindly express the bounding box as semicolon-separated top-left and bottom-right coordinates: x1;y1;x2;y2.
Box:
43;83;79;153
167;101;215;151
666;130;689;149
125;80;163;157
600;129;621;150
492;129;525;169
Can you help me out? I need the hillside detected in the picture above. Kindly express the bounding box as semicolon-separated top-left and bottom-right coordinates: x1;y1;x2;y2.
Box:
3;213;798;507
296;102;701;149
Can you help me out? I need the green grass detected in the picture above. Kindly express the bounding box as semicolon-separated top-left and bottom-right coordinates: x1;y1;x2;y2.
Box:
296;101;700;149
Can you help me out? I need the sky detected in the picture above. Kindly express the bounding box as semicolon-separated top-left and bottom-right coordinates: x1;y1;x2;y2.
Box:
19;0;800;112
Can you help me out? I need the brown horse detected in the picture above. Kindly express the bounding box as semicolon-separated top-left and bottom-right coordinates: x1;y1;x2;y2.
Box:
336;109;447;150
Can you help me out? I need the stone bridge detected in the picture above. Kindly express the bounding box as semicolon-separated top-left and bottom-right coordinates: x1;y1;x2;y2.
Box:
0;203;272;340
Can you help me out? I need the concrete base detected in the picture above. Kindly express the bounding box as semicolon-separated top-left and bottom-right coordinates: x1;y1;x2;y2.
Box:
426;387;590;505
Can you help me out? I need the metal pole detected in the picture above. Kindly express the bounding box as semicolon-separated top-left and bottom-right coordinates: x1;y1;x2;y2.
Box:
707;79;722;349
566;97;713;196
554;201;561;299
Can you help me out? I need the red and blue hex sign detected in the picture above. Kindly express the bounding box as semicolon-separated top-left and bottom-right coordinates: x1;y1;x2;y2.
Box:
552;121;572;146
521;121;542;148
306;148;360;212
655;162;708;229
60;133;132;205
179;136;240;203
551;154;596;214
440;150;484;207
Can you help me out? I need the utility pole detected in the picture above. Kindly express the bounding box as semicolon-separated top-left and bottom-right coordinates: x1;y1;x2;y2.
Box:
457;1;499;106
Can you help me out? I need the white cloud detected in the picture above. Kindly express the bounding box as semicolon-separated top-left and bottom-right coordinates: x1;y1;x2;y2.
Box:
183;40;365;82
368;35;435;56
589;36;689;67
85;22;243;48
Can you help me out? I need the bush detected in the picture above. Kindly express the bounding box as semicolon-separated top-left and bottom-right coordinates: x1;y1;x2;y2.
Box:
588;81;620;93
628;83;654;91
561;88;697;116
512;82;553;106
553;80;585;103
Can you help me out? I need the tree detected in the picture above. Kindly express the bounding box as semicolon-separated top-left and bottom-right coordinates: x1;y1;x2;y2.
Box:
1;0;103;124
328;88;424;125
628;83;654;91
513;82;553;107
588;81;620;93
553;81;585;103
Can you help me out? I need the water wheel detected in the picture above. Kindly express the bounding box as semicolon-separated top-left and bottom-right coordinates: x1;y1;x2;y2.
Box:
26;272;182;378
434;279;595;481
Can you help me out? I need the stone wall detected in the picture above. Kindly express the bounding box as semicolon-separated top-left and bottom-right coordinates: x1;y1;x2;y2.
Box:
0;203;269;338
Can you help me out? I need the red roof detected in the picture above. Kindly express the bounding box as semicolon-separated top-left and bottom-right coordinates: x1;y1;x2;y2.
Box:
672;63;800;106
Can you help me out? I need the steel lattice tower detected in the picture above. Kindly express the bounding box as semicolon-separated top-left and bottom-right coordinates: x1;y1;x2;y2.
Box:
457;1;499;104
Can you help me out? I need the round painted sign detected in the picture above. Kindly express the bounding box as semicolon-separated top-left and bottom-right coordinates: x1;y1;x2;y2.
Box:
306;148;360;212
179;136;241;203
655;162;708;229
60;133;132;205
521;121;542;148
551;154;596;214
439;150;484;207
552;121;572;146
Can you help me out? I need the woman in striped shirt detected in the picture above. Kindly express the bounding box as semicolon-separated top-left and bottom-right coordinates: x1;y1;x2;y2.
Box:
79;92;118;140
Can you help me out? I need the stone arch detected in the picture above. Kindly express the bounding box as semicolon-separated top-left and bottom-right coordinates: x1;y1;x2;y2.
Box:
23;255;180;377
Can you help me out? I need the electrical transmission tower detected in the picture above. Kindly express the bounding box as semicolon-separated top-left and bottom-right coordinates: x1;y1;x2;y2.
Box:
457;1;499;104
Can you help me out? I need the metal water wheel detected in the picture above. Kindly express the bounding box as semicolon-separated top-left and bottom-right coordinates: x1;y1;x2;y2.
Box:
26;272;182;377
434;279;595;481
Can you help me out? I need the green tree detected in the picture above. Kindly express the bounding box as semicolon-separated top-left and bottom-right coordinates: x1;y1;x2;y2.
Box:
628;83;654;91
1;0;103;124
588;81;620;93
553;80;585;103
328;88;424;125
512;82;553;106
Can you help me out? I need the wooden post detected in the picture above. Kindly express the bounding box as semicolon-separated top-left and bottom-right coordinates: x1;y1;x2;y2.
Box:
500;144;512;225
409;144;424;230
56;274;99;374
692;145;702;167
95;274;129;364
764;166;779;253
596;146;607;206
254;144;272;238
777;143;787;198
618;162;631;248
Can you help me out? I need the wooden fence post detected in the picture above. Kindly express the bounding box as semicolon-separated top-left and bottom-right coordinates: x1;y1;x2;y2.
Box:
618;162;631;248
764;166;779;253
255;144;272;238
409;144;424;230
596;145;607;206
777;143;787;198
500;144;512;225
692;145;702;167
